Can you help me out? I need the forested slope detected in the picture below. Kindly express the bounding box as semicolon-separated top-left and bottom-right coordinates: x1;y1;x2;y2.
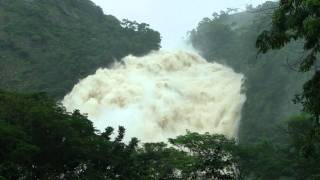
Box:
189;1;311;143
1;1;320;179
0;90;241;179
0;0;161;98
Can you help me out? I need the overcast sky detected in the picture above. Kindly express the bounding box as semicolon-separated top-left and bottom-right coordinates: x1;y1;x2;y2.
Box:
91;0;272;49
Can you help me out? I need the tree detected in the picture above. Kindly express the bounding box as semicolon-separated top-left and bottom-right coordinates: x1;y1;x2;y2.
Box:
133;142;192;179
0;90;242;179
256;0;320;72
256;0;320;122
169;132;239;180
189;12;238;67
236;114;320;179
0;0;161;98
189;4;308;143
0;91;140;179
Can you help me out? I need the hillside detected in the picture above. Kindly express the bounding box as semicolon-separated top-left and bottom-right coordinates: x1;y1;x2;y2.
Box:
189;1;311;143
0;0;161;98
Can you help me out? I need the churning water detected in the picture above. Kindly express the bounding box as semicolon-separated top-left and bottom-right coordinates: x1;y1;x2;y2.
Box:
62;50;246;142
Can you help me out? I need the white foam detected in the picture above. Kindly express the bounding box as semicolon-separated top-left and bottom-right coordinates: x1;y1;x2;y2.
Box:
62;50;246;142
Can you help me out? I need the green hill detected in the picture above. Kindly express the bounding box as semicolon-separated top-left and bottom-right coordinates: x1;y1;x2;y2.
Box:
0;0;161;98
189;1;311;143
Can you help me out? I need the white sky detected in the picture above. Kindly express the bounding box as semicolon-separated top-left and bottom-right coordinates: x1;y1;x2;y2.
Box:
91;0;272;49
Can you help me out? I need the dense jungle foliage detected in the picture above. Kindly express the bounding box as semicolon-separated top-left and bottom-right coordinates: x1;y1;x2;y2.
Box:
0;0;161;99
0;90;242;179
1;0;320;179
189;1;310;144
1;91;319;179
190;1;320;179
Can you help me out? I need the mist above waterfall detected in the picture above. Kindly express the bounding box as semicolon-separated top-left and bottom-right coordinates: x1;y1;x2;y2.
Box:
62;50;246;142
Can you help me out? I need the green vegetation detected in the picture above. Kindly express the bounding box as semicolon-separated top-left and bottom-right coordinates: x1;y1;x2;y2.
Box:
1;0;320;179
0;91;241;179
0;0;161;99
1;92;319;179
190;1;320;179
256;0;320;125
237;114;320;179
189;1;310;144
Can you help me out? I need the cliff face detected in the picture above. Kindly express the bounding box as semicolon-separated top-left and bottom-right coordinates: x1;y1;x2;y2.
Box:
0;0;161;98
189;2;310;143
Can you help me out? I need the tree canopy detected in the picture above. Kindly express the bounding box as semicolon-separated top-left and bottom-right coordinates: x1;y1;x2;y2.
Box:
189;2;310;143
256;0;320;122
2;90;319;179
0;0;161;99
1;0;320;179
256;0;320;72
189;2;320;178
0;91;242;179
